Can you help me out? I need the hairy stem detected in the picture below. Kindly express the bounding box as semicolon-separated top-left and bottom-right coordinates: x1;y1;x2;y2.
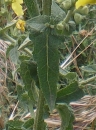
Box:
62;8;74;24
79;75;96;86
37;0;42;14
3;33;16;43
42;0;52;15
33;90;45;130
33;1;52;129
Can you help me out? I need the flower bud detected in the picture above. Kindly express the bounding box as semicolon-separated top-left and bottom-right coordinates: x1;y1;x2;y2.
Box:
56;22;64;30
56;0;64;3
74;13;84;24
71;0;76;5
77;6;89;15
62;0;72;10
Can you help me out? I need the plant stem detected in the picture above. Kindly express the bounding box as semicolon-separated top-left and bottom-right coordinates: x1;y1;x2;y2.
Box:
33;90;45;130
33;1;52;129
23;48;32;56
79;75;96;86
3;33;16;43
42;0;52;15
37;0;42;14
62;8;74;24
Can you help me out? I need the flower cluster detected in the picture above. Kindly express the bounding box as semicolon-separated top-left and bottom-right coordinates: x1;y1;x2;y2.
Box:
16;19;26;32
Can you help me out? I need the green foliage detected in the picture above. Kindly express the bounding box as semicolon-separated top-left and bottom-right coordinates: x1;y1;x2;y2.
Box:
27;15;50;35
7;44;19;65
18;37;31;51
57;81;84;103
57;104;74;130
1;0;96;130
0;21;16;34
27;15;64;111
30;30;60;111
81;64;96;73
7;120;24;130
24;0;39;17
7;119;34;130
20;60;38;103
23;118;34;129
51;1;66;23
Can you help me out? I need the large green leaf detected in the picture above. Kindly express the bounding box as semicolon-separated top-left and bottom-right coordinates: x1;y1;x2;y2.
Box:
30;32;60;111
27;15;65;110
56;81;84;103
57;104;74;130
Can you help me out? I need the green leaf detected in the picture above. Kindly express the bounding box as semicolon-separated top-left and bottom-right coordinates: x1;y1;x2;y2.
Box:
18;37;31;51
65;72;77;81
8;128;22;130
57;81;78;97
59;68;77;81
7;44;19;65
21;92;35;118
0;7;7;15
24;0;39;17
20;61;38;102
27;15;50;36
51;1;66;24
56;81;84;103
19;55;30;61
23;118;34;129
43;105;50;119
30;32;60;111
8;120;23;129
81;64;96;73
16;85;24;101
0;21;16;33
27;60;39;88
57;104;74;130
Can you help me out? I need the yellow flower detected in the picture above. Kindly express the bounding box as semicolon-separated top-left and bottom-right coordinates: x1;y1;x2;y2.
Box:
75;0;96;9
12;0;24;16
16;19;26;32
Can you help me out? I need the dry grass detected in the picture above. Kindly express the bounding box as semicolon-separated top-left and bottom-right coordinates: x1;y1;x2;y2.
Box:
0;39;15;129
71;95;96;130
45;95;96;130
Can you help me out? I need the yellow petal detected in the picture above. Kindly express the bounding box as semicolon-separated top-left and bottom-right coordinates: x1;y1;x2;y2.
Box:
75;0;96;9
16;19;26;32
16;22;21;29
12;2;23;16
16;0;23;4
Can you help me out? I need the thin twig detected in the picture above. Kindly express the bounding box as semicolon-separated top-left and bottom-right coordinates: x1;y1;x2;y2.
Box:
60;27;95;69
62;39;96;69
9;101;19;120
